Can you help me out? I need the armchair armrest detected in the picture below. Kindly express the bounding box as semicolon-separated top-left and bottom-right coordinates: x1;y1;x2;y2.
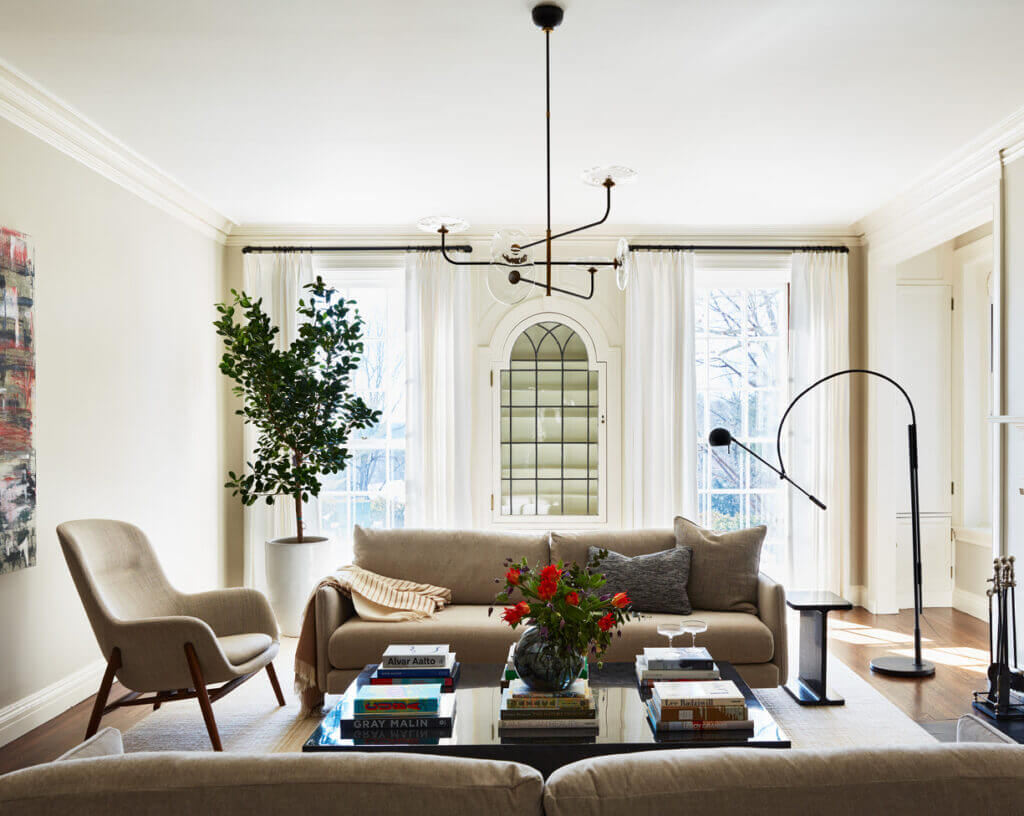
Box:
757;573;787;685
111;615;232;691
315;584;355;691
179;587;280;641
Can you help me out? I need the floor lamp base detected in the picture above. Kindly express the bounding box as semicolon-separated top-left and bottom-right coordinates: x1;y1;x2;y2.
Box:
869;655;935;677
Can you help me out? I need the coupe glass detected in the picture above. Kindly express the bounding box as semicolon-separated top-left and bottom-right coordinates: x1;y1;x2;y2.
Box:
680;619;708;648
656;622;686;652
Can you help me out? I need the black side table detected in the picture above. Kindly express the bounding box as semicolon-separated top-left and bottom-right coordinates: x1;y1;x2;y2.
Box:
785;590;853;706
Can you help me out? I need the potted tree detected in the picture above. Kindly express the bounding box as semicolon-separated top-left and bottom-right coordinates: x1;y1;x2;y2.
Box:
215;277;380;635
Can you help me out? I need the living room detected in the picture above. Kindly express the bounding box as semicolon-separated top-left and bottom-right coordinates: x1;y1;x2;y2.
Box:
1;0;1023;811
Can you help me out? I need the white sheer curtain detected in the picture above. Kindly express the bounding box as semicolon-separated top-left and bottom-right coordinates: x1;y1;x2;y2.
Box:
788;251;850;594
623;250;699;527
405;251;474;528
240;251;319;592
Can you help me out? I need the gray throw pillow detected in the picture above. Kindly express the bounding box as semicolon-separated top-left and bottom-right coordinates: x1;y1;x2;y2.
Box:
589;545;692;614
673;516;765;614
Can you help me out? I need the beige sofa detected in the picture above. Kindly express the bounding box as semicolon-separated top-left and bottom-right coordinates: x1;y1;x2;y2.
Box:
315;527;787;694
2;728;1022;815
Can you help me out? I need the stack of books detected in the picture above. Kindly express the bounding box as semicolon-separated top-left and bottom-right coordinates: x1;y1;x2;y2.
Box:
498;678;598;734
635;646;720;690
368;644;460;692
338;682;457;735
500;643;588;688
645;679;753;732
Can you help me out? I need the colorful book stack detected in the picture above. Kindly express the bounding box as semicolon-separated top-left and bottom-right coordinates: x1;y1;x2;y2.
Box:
369;644;460;692
635;646;720;690
645;679;753;732
501;643;588;688
337;681;457;737
498;678;598;733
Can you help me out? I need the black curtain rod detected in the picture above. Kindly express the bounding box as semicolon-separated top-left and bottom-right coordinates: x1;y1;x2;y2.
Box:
631;244;849;254
241;245;473;254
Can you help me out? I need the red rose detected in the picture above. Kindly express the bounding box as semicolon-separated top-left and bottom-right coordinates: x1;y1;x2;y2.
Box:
537;579;557;601
540;564;562;582
505;567;520;586
565;591;580;606
501;601;531;626
598;612;614;632
611;592;630;609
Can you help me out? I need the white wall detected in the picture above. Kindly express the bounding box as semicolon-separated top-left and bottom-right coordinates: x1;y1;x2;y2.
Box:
0;116;227;744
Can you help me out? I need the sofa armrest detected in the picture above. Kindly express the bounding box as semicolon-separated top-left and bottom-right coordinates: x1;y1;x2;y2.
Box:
315;584;355;691
757;573;787;685
56;727;124;761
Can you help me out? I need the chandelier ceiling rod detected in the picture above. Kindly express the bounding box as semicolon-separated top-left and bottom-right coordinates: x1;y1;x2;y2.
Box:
417;3;636;303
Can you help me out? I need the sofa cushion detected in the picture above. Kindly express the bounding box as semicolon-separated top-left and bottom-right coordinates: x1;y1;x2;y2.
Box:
0;751;545;816
550;530;676;571
673;516;765;614
328;605;774;669
590;546;692;614
543;744;1024;816
354;527;550;604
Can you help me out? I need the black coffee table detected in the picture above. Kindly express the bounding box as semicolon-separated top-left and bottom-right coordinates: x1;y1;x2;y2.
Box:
303;661;790;776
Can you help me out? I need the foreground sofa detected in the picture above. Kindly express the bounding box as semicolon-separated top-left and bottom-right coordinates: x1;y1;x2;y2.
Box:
2;728;1022;815
314;527;787;694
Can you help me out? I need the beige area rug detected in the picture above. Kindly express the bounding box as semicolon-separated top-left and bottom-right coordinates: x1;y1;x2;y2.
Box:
121;637;935;753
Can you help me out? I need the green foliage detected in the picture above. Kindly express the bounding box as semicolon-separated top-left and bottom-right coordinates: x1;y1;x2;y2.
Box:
493;550;635;665
214;277;381;540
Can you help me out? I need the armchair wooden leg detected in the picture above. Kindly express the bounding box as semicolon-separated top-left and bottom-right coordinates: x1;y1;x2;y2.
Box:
85;647;121;739
265;662;286;707
184;643;222;751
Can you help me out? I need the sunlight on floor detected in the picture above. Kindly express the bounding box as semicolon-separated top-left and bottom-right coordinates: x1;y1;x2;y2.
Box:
829;620;933;647
891;646;990;672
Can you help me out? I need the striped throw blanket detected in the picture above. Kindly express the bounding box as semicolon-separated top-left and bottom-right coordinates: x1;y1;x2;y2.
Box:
294;565;452;714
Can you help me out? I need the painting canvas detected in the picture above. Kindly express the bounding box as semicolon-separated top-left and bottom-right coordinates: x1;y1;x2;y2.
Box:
0;228;35;574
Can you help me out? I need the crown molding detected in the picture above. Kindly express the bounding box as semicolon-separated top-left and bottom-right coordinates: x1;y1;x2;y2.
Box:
0;58;235;243
226;222;863;248
855;105;1024;264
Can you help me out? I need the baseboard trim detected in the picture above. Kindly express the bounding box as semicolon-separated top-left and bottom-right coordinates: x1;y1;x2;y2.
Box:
953;587;989;622
0;658;105;747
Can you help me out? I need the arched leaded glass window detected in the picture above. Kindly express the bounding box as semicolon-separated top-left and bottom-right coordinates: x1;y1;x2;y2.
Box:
499;321;599;516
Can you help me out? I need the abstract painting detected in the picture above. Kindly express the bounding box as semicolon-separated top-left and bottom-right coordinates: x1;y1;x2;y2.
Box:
0;228;35;574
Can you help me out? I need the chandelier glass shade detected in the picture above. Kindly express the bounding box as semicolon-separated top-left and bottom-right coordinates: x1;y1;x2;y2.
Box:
417;3;635;302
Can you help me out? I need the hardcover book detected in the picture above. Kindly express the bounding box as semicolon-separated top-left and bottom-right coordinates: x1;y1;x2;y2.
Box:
507;678;589;698
648;700;749;722
370;661;461;686
641;647;715;671
375;654;457;678
635;657;721;684
652;680;745;708
341;695;456;733
381;644;451;668
646;702;753;731
353;683;442;716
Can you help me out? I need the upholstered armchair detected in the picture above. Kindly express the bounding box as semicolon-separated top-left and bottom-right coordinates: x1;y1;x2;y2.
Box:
58;519;284;750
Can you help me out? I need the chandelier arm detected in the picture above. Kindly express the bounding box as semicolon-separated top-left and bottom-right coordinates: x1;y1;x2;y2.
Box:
437;229;502;267
530;259;615;266
515;270;595;300
517;183;613;251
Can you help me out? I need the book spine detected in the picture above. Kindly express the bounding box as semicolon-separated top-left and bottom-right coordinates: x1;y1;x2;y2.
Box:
654;719;755;731
498;718;599;730
375;668;452;679
346;715;453;730
656;696;745;708
370;677;454;687
639;671;721;681
354;700;440;716
504;697;591;710
500;708;596;720
381;654;449;668
652;705;749;722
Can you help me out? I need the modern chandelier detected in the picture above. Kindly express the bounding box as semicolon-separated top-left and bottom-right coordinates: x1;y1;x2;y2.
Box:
416;2;636;304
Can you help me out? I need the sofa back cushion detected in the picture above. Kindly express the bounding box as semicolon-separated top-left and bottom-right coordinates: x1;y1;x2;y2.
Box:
673;516;764;614
543;744;1024;816
0;751;544;816
550;530;676;571
354;526;550;604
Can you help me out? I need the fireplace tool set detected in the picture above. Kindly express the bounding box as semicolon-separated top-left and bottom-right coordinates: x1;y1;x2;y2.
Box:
974;555;1024;720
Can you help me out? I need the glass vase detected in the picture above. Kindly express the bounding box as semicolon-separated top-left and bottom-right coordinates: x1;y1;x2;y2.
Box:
512;625;585;692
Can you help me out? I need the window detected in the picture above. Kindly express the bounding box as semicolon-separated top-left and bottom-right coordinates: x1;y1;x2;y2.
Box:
499;321;600;517
316;264;405;562
695;263;789;577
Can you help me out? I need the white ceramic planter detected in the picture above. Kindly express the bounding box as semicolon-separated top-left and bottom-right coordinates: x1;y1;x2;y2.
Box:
265;535;332;637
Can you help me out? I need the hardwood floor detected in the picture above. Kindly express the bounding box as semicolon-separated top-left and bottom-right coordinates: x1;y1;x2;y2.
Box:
0;682;152;775
827;606;990;722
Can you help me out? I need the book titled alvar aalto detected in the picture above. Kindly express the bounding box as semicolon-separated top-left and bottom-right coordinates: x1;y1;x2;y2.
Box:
380;644;451;668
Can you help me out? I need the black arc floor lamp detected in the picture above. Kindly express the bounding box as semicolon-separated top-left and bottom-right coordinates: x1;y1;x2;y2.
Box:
709;368;935;678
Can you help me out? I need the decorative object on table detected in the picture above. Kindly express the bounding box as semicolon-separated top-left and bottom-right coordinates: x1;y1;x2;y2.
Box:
0;228;35;575
588;545;693;613
974;556;1024;720
501;642;588;688
418;3;636;303
498;677;598;734
645;679;752;733
495;549;636;692
680;619;708;647
368;644;460;693
214;279;381;636
294;563;452;714
708;366;936;678
784;591;853;706
672;517;765;614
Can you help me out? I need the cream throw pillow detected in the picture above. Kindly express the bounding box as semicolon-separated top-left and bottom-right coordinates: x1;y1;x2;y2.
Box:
673;516;765;614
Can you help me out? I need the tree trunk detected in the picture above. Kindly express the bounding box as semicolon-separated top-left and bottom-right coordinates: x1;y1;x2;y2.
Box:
294;492;304;543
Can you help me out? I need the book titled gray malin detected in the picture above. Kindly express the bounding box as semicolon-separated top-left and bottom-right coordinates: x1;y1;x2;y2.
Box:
381;644;451;668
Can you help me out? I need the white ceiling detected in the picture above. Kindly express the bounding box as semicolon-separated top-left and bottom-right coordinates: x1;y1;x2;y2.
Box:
1;0;1024;228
